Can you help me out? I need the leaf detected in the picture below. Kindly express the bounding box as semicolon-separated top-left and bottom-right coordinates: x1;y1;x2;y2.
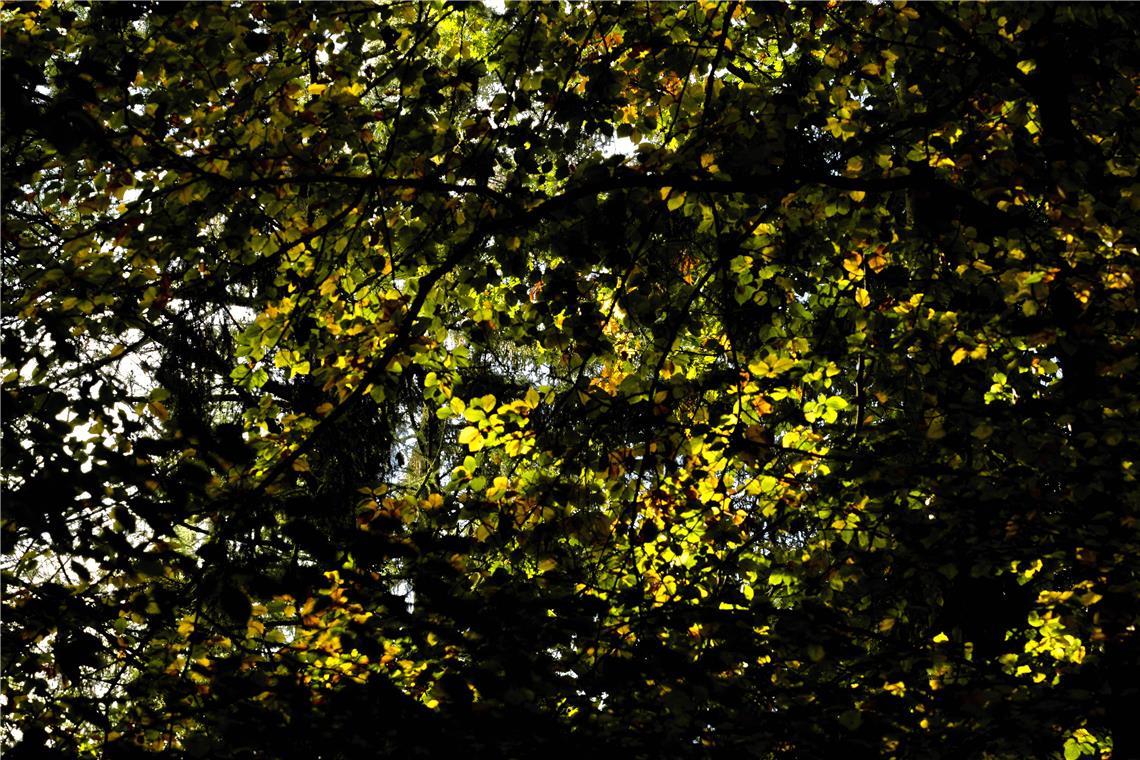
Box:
867;250;888;272
1078;591;1102;606
748;359;771;378
926;414;947;440
458;427;480;446
971;422;993;440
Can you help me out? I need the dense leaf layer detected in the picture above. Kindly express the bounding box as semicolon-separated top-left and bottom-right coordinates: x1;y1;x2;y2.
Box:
3;2;1138;758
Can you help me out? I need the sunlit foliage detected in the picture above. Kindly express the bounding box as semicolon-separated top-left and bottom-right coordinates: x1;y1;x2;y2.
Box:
3;2;1138;758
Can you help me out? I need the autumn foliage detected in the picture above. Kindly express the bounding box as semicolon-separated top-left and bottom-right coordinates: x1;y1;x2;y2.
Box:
2;3;1138;758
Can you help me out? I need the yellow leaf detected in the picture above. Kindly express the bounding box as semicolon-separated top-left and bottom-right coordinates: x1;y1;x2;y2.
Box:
307;83;328;95
148;400;169;421
932;632;949;644
855;288;870;308
1016;59;1036;76
537;558;557;573
849;190;866;202
867;250;888;273
177;617;196;637
951;347;969;365
769;356;795;375
667;192;686;211
486;475;510;499
659;186;672;201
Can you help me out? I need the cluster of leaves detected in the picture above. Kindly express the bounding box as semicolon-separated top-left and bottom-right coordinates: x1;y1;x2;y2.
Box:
2;2;1138;758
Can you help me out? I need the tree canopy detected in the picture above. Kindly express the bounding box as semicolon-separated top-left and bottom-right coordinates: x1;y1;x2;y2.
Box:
3;2;1138;758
